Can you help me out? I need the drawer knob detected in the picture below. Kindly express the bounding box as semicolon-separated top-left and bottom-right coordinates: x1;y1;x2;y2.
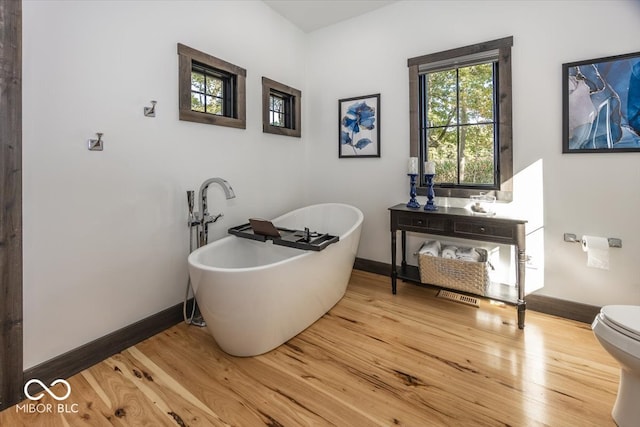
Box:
479;227;486;232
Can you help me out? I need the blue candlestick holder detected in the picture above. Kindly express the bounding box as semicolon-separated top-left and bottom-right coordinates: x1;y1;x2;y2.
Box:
424;174;437;211
406;174;421;208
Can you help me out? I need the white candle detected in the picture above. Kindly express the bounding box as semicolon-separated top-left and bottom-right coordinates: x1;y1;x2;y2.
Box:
424;161;436;175
408;157;418;174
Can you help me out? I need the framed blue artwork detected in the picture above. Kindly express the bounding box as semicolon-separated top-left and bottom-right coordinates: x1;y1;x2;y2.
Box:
563;51;640;153
339;93;381;158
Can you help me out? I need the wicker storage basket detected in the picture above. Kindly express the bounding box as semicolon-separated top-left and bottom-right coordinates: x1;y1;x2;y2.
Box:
419;250;490;296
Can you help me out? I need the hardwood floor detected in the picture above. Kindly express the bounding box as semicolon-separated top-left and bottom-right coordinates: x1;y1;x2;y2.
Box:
1;270;619;426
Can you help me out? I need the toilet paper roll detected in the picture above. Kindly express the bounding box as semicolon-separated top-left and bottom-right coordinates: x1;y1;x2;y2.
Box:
582;235;610;270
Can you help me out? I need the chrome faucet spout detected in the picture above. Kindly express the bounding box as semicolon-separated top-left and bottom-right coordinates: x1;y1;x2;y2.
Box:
196;177;236;247
198;177;235;218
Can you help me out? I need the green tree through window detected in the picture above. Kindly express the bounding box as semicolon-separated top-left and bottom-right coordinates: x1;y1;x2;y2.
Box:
424;63;496;186
191;65;224;115
408;37;513;201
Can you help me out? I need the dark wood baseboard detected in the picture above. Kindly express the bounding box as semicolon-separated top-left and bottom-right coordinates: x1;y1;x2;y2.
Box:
353;257;390;277
353;257;600;324
525;294;599;324
22;299;193;398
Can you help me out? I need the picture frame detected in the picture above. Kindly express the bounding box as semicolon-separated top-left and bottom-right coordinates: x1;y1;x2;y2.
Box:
338;93;380;158
562;51;640;153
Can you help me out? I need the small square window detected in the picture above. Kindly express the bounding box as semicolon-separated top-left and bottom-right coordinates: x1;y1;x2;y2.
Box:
262;77;301;138
178;43;246;129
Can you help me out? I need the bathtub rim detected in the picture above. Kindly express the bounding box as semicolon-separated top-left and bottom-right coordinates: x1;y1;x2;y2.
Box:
188;202;363;273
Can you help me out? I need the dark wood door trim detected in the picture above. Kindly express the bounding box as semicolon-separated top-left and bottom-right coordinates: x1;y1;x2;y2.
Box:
0;0;23;410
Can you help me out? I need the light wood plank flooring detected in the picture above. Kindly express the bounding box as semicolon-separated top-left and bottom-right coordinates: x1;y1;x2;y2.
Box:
1;270;619;426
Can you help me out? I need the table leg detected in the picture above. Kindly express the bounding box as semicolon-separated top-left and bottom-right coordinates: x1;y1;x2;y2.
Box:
518;301;526;329
401;230;407;269
391;231;397;294
516;229;527;329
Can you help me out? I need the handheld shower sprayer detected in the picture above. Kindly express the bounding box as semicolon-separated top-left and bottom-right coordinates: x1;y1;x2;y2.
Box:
187;190;194;214
187;190;196;226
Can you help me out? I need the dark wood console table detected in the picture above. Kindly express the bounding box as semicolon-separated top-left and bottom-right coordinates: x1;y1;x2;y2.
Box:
389;204;528;329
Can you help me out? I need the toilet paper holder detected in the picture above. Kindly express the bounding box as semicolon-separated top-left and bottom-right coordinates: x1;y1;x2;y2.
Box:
564;233;622;248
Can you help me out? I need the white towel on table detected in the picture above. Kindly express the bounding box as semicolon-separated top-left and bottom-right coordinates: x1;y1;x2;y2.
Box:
441;245;457;259
419;240;441;257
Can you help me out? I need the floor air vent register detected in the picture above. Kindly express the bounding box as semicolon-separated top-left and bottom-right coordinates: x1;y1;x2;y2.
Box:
437;290;480;307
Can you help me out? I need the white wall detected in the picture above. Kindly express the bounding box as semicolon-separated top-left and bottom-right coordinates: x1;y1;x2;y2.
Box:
305;0;640;306
22;0;640;369
22;0;307;368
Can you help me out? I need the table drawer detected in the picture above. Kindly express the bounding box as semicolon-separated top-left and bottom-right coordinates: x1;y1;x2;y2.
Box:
453;221;514;240
397;214;446;232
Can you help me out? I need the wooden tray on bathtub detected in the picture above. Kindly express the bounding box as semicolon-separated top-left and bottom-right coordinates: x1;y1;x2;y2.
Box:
228;220;339;251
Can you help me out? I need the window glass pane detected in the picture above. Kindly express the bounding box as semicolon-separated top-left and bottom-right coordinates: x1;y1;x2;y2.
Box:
427;126;458;183
458;63;494;124
191;93;205;112
426;69;457;126
271;95;284;113
191;71;205;93
460;124;495;185
423;61;496;187
270;94;286;127
191;65;227;116
270;111;284;127
206;77;223;97
206;96;223;115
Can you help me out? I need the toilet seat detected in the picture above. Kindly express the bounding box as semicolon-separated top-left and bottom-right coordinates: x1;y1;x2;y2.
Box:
600;305;640;342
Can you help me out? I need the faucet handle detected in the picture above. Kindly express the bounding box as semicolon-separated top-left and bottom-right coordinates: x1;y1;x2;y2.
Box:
203;213;224;225
188;212;200;227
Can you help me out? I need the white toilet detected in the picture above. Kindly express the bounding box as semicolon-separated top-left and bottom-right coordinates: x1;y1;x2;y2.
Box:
592;305;640;427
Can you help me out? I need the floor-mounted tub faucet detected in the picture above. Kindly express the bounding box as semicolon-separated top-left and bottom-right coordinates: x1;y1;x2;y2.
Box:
197;177;236;247
185;178;236;328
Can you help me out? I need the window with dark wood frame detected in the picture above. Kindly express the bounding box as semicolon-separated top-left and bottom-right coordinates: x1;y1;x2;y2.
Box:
408;37;513;201
177;43;246;129
262;77;301;138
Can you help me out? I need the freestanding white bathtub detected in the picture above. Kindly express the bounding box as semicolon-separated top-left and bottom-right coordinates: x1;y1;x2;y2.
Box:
187;203;363;356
